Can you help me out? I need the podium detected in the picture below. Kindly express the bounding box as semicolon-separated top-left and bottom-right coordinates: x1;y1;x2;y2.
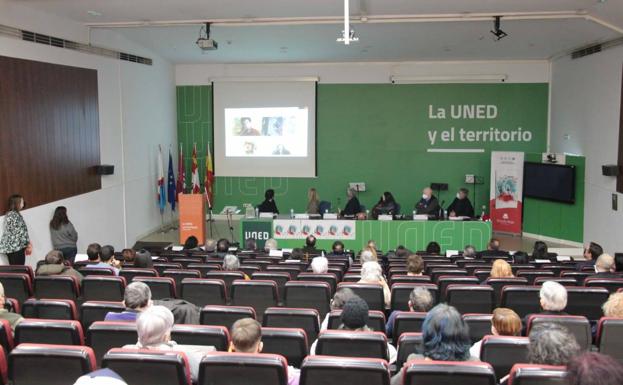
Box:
178;194;205;245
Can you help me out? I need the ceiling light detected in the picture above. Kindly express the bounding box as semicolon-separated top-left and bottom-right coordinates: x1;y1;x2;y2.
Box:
490;16;508;41
196;22;218;51
87;10;102;17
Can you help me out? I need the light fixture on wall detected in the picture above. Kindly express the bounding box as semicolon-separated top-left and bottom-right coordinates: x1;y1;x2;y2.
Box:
390;74;508;84
337;0;358;45
490;16;508;41
196;22;218;51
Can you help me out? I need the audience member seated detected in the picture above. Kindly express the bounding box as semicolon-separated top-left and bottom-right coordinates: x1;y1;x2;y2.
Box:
73;368;128;385
320;287;357;330
183;236;201;251
478;238;509;258
392;245;410;259
86;243;120;275
204;239;217;253
264;238;278;253
590;254;620;278
295;235;321;257
223;254;250;280
603;292;623;318
358;261;391;308
512;251;530;264
36;249;84;283
244;238;257;251
0;282;23;330
133;249;153;268
360;249;377;263
367;240;378;252
526;322;580;365
390;304;475;385
463;245;477;259
122;249;136;264
372;192;399;218
567;352;623;385
386;287;434;338
229;318;300;385
425;241;441;255
311;256;329;274
216;238;231;258
406;254;424;276
469;308;522;359
490;259;514;278
311;296;397;363
577;242;603;271
532;241;555;262
327;241;352;264
257;189;279;214
538;281;568;316
341;187;361;217
105;281;153;322
125;306;213;382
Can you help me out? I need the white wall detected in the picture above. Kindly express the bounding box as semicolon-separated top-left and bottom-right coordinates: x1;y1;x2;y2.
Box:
0;3;176;266
176;60;550;85
550;45;623;253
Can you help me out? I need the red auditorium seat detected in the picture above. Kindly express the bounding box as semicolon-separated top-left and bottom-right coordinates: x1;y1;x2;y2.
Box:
0;320;14;353
77;266;116;276
9;344;96;385
180;278;227;307
284;281;331;317
186;263;221;277
81;276;126;301
500;286;541;318
0;273;32;304
103;348;192;385
565;287;610;321
533;277;578;286
389;275;432;286
252;271;291;300
153;262;183;276
402;360;496;385
391;311;427;344
584;277;623;294
446;284;494;314
463;313;493;344
263;307;320;342
517;270;555;285
396;333;423;370
171;324;230;351
198;352;288;385
296;272;337;294
0;265;33;282
261;327;308;368
86;321;138;366
526;314;592;351
438;276;480;301
430;268;468;283
338;282;385;312
79;301;125;329
507;364;567;385
132;276;176;299
597;317;623;362
14;319;84;346
118;267;159;282
200;305;256;330
204;271;245;296
315;330;389;361
484;277;528;306
163;269;201;290
480;335;529;379
21;298;77;320
33;275;80;301
231;280;279;321
300;356;391;385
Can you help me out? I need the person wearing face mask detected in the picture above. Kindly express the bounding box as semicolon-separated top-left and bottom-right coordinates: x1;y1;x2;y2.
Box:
415;187;440;218
0;194;31;265
371;192;398;219
446;188;475;218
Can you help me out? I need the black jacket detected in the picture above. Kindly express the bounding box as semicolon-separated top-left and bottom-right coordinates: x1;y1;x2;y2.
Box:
447;197;475;218
415;196;440;217
257;199;279;214
342;196;361;216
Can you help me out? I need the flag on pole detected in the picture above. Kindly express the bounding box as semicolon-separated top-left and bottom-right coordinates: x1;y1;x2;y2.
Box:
204;142;214;209
157;145;166;214
176;143;185;199
167;149;176;211
191;143;201;194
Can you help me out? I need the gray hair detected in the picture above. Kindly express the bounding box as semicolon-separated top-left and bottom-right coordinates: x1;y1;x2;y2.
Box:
596;253;615;273
223;254;240;271
330;287;357;310
540;281;567;311
124;282;152;310
528;323;580;365
409;287;434;312
347;187;357;198
463;245;476;258
204;239;217;253
311;256;329;274
264;238;278;252
360;250;376;263
361;261;383;282
136;305;174;347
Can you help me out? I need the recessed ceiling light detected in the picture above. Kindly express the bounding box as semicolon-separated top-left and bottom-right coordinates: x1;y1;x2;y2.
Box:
87;10;102;16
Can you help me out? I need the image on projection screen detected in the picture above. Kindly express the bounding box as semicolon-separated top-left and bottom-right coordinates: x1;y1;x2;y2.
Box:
224;107;308;157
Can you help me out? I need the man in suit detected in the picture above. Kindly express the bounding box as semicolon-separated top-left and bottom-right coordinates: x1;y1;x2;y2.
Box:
415;187;440;218
446;188;475;218
589;253;620;278
576;242;603;271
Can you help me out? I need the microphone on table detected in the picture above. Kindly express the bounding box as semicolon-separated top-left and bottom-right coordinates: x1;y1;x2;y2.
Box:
439;200;445;219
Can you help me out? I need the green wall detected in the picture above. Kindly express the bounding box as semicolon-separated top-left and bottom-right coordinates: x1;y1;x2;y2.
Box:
522;154;585;243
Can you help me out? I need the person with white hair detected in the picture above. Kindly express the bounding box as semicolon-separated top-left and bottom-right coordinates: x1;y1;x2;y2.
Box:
360;249;377;263
105;281;153;322
264;238;278;252
358;261;391;308
125;306;213;382
539;281;568;314
73;369;127;385
223;254;250;280
311;256;329;274
590;253;620;278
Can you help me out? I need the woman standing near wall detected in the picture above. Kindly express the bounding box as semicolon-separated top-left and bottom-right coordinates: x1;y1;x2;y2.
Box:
49;206;78;264
0;195;30;265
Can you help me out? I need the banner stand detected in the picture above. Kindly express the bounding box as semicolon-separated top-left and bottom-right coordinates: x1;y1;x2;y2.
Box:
179;194;206;245
489;151;524;235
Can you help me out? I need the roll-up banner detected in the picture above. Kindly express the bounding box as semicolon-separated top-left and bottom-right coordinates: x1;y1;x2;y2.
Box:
489;151;524;234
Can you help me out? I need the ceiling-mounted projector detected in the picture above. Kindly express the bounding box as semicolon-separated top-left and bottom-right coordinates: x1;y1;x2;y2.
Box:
196;22;218;51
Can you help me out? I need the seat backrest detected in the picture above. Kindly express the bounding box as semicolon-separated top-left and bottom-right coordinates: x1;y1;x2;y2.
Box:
204;272;245;296
15;319;84;346
597;317;623;362
337;282;385;311
560;271;591;284
392;312;427;345
169;257;203;267
446;285;494;314
284;281;331;317
132;276;176;299
485;278;529;306
507;364;567;385
462;314;493;344
9;343;96;385
438;277;480;301
153;262;183;276
263;307;320;342
77;267;116;276
253;272;291;300
103;348;191;385
79;301;125;330
300;355;390;385
163;269;201;290
0;266;33;282
565;287;610;320
480;336;529;380
315;330;389;361
430;269;467;283
33;276;80;300
180;278;227;307
527;314;592;351
533;277;578;286
231;280;278;322
390;283;439;311
200;305;256;330
87;321;138;366
0;273;31;305
402;360;497;385
198;352;288;385
82;276;126;302
389;275;432;286
397;333;423;370
22;298;77;320
171;324;230;351
266;265;301;279
119;268;159;282
296;273;337;294
517;270;555;285
0;320;14;353
500;286;541;318
327;309;385;332
261;327;308;368
186;263;221;277
585;277;623;294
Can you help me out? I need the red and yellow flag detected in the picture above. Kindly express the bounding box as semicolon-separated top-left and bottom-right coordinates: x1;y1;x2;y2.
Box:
204;143;214;208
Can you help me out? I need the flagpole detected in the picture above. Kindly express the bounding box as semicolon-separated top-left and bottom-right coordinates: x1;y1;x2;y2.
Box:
159;144;165;233
169;144;178;232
